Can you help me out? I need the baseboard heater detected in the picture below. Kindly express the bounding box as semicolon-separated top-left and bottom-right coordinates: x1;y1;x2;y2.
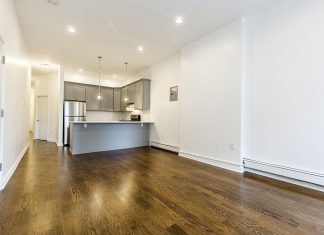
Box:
150;141;179;153
244;158;324;189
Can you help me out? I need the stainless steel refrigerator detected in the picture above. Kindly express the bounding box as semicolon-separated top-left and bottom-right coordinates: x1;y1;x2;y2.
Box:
64;101;86;145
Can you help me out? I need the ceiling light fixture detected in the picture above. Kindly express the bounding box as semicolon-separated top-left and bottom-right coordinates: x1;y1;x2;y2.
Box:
66;25;76;34
97;56;103;100
79;68;83;72
48;0;59;5
137;46;144;53
175;16;184;25
123;62;129;102
40;63;52;68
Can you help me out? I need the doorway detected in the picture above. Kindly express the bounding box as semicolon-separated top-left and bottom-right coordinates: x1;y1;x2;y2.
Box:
35;96;48;140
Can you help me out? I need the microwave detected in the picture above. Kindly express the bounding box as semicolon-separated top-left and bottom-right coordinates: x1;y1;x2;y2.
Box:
130;114;141;121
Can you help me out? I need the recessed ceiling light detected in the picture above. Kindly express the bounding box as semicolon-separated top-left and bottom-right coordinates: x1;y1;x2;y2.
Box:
175;16;184;25
137;46;144;52
79;68;83;72
40;63;52;68
66;25;76;34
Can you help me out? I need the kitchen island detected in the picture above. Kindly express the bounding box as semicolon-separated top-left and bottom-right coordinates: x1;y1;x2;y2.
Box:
69;121;153;155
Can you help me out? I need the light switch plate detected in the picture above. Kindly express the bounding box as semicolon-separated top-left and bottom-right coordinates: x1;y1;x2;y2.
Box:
170;86;178;102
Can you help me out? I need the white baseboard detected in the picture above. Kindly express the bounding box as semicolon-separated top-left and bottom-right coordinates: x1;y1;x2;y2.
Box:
47;138;57;143
244;158;324;192
150;141;179;153
0;143;29;190
179;151;244;173
56;142;63;147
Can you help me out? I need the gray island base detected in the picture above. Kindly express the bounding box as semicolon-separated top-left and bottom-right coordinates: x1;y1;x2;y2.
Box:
69;121;153;155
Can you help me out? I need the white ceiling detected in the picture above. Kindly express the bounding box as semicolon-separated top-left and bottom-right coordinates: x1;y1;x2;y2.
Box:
14;0;282;77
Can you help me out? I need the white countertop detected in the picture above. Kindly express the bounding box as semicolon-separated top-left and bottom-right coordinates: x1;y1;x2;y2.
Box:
70;121;153;124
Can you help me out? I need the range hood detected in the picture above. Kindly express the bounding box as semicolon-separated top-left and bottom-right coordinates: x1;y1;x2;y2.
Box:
125;102;134;111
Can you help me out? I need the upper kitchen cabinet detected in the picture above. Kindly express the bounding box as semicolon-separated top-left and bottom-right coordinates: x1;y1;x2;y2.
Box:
64;83;75;101
120;87;128;111
65;79;150;112
86;85;100;111
127;84;136;104
75;84;86;101
113;89;121;112
134;79;150;110
64;82;86;101
100;87;114;112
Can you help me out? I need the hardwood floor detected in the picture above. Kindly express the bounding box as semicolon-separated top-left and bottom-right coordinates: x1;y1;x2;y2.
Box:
0;140;323;234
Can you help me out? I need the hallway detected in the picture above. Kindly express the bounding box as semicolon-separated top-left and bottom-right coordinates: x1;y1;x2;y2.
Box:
0;140;323;234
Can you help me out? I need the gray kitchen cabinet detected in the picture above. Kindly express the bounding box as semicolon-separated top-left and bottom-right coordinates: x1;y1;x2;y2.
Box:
86;85;100;111
64;82;86;101
100;87;114;111
113;89;121;111
134;79;150;110
64;83;75;101
121;87;127;111
74;84;86;101
65;79;150;112
127;84;136;104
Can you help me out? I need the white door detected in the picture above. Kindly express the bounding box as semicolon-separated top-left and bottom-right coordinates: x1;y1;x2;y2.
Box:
35;96;48;140
0;37;4;184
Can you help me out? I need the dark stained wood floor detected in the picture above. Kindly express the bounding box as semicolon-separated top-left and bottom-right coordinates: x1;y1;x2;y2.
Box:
0;140;324;235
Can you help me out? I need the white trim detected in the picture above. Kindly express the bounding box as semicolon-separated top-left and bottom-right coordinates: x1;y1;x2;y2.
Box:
246;169;324;193
0;143;29;190
56;142;63;147
244;158;324;190
0;36;5;186
46;138;57;143
150;141;179;153
179;151;244;173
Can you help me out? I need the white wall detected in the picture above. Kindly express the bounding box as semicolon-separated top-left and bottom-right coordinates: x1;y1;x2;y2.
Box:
33;73;59;142
149;53;180;151
245;0;324;175
179;19;243;172
0;0;31;189
64;70;123;87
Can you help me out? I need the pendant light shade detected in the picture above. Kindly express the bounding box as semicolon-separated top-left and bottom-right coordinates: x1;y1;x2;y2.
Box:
124;62;128;102
97;56;102;100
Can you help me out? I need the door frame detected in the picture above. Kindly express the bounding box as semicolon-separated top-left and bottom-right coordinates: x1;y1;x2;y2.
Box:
0;35;5;187
34;95;49;141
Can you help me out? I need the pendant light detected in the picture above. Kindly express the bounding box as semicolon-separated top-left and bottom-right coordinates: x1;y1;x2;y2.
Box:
123;62;128;102
97;56;102;100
